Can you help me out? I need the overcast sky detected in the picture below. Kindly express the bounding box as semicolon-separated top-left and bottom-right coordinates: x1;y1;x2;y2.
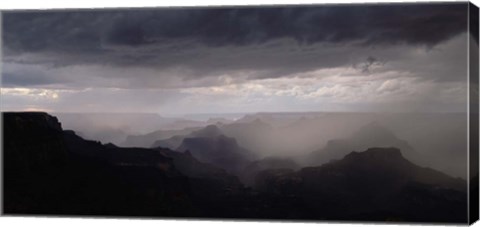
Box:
1;3;473;114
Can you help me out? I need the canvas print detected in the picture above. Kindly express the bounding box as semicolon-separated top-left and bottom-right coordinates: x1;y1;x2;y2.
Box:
1;2;479;224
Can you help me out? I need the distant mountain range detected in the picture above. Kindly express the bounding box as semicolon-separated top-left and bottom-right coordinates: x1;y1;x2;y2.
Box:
151;124;226;149
2;112;468;223
305;121;424;167
123;127;200;147
153;125;256;174
56;112;212;145
56;112;468;180
148;118;272;149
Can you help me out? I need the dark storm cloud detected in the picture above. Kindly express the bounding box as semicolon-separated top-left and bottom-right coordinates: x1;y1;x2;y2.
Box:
3;3;467;57
2;72;55;86
1;3;469;90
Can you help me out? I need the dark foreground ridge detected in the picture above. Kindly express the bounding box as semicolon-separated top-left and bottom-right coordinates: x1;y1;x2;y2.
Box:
2;112;468;223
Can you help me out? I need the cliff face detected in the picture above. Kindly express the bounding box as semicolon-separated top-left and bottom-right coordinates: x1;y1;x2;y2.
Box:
4;112;66;162
3;112;69;214
3;112;194;216
3;112;67;178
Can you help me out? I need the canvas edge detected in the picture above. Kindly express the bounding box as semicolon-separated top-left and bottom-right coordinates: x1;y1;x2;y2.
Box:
469;1;479;225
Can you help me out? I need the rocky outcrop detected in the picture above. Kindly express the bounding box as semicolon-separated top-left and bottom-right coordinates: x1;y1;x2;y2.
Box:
254;147;467;223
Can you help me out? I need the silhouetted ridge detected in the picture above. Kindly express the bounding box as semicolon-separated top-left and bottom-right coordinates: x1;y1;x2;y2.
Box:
151;135;185;150
192;124;223;137
4;112;63;132
344;147;405;163
104;143;118;148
